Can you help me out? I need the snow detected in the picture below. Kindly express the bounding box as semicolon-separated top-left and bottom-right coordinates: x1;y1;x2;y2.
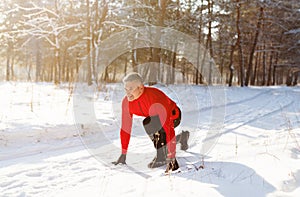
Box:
1;82;300;197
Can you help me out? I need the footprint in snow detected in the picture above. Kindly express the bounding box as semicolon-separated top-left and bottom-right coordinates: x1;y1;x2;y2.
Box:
25;171;42;177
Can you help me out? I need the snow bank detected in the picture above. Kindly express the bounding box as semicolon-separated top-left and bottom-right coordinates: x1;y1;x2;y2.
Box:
0;82;300;197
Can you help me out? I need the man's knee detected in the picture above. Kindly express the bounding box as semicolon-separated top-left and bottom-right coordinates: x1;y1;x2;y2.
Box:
143;115;163;135
153;130;166;148
143;116;167;148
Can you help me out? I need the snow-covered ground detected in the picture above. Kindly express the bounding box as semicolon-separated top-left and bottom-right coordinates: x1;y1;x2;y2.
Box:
1;82;300;197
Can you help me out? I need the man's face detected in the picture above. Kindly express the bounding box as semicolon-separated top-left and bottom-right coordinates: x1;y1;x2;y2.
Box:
124;81;144;101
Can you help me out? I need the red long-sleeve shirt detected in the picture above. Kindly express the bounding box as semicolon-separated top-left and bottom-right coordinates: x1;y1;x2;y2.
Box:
120;86;179;158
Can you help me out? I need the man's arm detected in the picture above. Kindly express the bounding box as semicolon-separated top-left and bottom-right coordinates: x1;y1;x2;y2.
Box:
113;98;132;165
120;98;133;154
163;120;176;158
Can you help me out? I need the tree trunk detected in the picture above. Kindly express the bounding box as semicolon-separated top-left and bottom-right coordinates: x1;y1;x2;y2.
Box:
196;31;202;85
195;0;204;85
103;66;109;82
131;48;137;72
292;72;298;86
10;53;15;80
228;43;236;87
236;0;245;87
6;57;10;81
35;40;41;82
6;41;12;81
219;41;225;84
251;51;259;85
267;51;273;86
112;65;116;82
262;44;266;85
124;56;128;76
245;6;263;86
54;48;60;84
286;70;293;86
170;44;177;84
272;33;282;85
207;0;213;85
28;63;32;81
86;0;92;85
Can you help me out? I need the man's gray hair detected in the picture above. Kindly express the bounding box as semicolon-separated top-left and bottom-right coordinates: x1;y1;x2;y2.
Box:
122;72;143;84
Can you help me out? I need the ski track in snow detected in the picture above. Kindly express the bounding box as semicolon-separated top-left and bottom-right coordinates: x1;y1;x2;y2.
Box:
0;83;300;197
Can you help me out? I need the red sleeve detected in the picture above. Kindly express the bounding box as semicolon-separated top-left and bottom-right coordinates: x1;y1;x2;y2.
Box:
164;120;176;159
120;97;133;154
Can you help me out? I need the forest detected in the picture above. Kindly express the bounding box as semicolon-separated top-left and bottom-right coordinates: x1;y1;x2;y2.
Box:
0;0;299;86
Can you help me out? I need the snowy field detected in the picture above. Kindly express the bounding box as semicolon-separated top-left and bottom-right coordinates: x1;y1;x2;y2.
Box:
1;82;300;197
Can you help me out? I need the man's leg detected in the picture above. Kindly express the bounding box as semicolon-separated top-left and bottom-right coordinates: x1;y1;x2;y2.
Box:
173;108;190;151
143;116;167;168
176;131;190;151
